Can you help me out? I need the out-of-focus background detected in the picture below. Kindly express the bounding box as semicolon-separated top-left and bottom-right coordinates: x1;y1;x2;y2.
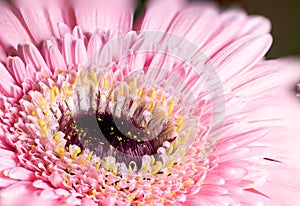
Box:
137;0;300;59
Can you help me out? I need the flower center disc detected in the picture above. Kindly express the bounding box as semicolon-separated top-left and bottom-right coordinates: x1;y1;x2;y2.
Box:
61;110;173;162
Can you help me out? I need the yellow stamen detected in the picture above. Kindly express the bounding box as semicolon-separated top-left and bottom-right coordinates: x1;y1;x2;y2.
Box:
65;176;70;185
104;157;110;171
40;97;47;107
54;133;60;143
95;161;101;169
165;158;177;169
38;118;45;126
151;88;156;99
168;192;176;197
167;145;174;156
131;77;137;93
50;86;60;101
137;86;143;97
111;164;118;175
151;161;162;174
73;76;79;85
119;84;124;96
82;73;89;85
79;157;85;166
150;101;155;112
87;151;93;162
91;189;97;196
58;147;64;157
184;180;193;185
150;155;155;166
66;167;71;173
103;76;107;88
176;116;183;132
163;98;167;108
72;148;81;160
168;101;175;116
89;72;98;84
63;86;71;97
128;163;133;173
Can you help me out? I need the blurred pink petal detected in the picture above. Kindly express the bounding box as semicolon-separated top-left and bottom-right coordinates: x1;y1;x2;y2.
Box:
73;0;134;34
0;2;32;49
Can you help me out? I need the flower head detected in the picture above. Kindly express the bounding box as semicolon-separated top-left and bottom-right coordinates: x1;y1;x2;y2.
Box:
0;0;299;205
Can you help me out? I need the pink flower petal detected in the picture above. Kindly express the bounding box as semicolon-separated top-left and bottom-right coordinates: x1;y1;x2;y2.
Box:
136;0;185;31
48;172;64;188
0;2;32;49
102;196;116;206
33;180;52;190
0;182;54;206
166;4;219;48
239;15;271;37
7;56;28;85
199;185;228;195
204;175;226;185
3;167;34;180
208;34;272;82
0;175;18;188
0;181;34;198
18;43;51;76
0;149;18;170
202;9;248;58
58;23;72;38
75;39;87;65
87;34;103;56
42;40;67;72
39;189;59;199
257;58;300;206
0;62;22;97
82;198;98;206
0;46;6;62
14;0;72;43
62;33;75;67
73;0;134;34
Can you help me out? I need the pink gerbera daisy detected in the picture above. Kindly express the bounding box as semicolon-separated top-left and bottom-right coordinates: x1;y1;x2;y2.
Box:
0;0;299;205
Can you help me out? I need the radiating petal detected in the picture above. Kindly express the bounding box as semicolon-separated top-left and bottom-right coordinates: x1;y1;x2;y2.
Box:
14;0;73;43
136;0;185;31
0;62;22;97
73;0;134;34
0;2;31;49
208;34;272;82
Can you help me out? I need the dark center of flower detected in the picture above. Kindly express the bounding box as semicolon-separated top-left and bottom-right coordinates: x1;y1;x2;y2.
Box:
59;107;176;164
55;73;185;170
